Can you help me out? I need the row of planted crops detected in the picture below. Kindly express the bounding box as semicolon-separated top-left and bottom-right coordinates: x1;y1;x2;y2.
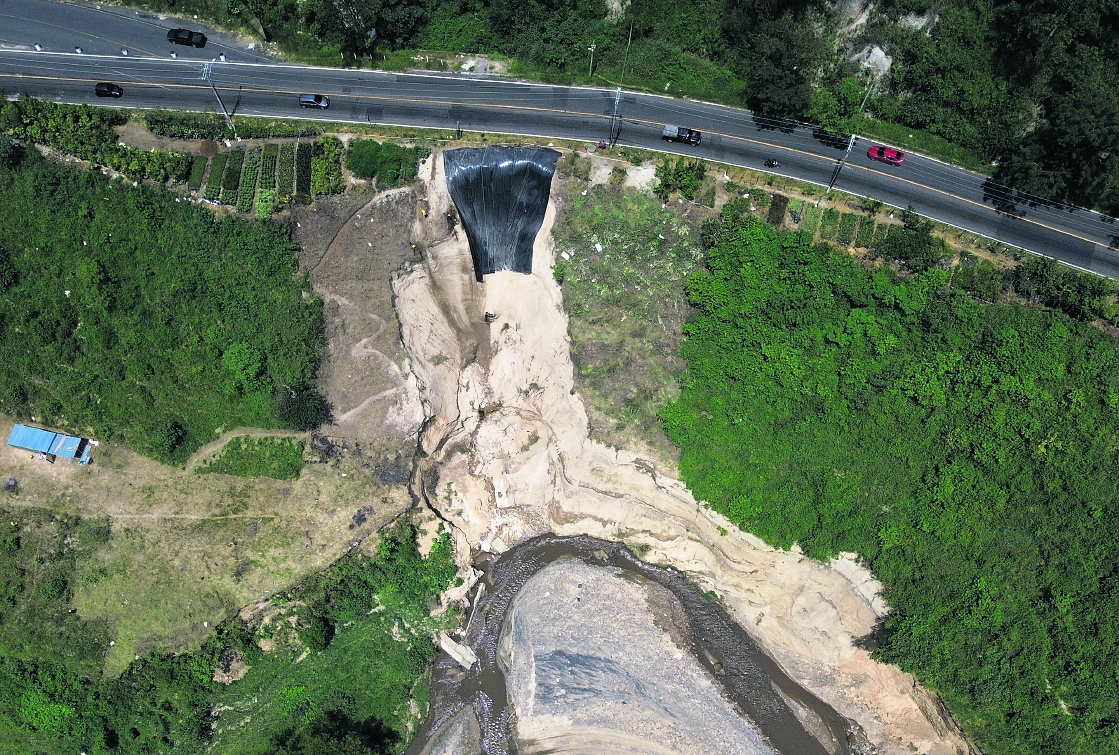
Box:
188;137;345;218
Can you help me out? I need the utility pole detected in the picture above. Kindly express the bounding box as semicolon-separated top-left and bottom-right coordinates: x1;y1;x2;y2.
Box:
859;80;874;112
825;133;858;195
610;87;621;146
201;62;236;136
588;41;596;79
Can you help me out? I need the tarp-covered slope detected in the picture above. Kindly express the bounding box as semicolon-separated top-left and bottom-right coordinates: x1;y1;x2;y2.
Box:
444;147;560;281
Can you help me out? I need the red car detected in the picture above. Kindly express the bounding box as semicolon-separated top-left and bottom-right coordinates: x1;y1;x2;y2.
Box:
868;145;905;165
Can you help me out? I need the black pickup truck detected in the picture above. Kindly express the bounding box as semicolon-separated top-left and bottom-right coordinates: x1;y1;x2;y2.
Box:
167;28;207;47
662;124;702;145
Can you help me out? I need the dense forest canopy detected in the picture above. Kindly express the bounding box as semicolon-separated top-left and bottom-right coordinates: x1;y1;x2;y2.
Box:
661;211;1119;755
0;145;327;462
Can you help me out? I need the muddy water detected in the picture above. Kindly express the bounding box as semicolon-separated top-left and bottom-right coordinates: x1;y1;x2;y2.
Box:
406;534;857;755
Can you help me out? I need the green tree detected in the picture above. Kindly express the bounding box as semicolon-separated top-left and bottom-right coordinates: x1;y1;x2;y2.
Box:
807;76;864;135
151;419;186;456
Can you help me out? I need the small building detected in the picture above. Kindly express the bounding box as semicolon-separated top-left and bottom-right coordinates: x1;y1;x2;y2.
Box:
7;424;92;464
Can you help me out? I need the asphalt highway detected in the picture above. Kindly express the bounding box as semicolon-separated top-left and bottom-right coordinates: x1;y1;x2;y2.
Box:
0;0;1116;275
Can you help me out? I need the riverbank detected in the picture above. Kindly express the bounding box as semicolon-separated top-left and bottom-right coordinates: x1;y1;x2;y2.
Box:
394;148;972;755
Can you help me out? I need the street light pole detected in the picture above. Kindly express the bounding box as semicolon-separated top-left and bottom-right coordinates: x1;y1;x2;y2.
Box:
588;41;596;79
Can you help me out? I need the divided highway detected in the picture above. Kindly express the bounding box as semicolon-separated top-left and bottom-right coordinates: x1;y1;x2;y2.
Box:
0;0;1116;276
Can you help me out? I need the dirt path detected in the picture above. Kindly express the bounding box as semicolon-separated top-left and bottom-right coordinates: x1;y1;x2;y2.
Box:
183;427;309;473
394;149;972;755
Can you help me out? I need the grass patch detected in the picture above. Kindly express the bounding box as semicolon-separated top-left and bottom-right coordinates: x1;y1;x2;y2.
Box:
557;150;591;181
820;207;841;239
802;204;822;236
554;185;704;464
187;155;208;190
855;216;876;247
197;436;305;480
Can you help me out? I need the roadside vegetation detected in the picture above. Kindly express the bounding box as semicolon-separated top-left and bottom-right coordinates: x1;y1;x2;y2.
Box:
658;209;1119;755
196;436;305;480
0;142;328;463
0;96;189;182
0;514;455;755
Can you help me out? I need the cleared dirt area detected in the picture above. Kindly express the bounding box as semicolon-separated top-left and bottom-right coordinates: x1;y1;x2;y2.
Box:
0;420;411;674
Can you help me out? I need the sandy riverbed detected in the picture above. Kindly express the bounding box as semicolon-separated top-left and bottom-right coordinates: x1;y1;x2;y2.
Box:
394;149;973;755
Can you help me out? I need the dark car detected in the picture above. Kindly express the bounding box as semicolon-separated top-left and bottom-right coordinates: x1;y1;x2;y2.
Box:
94;82;123;98
868;145;905;165
299;94;330;109
661;124;701;146
167;28;207;47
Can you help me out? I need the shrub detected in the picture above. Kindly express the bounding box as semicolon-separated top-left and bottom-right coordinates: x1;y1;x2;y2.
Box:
873;222;892;245
275;385;332;430
237;148;261;213
220;149;244;204
186;155;207;189
766;194;790;226
277;143;295;203
2;98;190;181
836;213;857;244
874;205;951;272
144;109;226;139
653;158;706;201
203;153;227;201
143;109;320;140
0;136;17;168
310;136;345;196
295;141;313;195
1012;254;1110;319
953;257;1007;302
344;140;426;187
749;188;770;208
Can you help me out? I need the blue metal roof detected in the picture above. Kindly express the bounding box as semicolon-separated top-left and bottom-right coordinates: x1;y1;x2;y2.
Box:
7;424;87;459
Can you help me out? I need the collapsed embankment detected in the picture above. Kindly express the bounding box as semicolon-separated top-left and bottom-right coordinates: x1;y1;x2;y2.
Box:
394;149;973;755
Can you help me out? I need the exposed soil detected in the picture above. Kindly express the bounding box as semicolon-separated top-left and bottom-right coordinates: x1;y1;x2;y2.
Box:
291;186;426;473
395;148;973;755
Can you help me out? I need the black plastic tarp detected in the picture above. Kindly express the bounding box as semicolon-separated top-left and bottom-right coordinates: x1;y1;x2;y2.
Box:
444;146;560;282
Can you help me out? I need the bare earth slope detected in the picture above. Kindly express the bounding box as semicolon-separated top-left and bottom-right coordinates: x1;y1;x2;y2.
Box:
395;149;972;755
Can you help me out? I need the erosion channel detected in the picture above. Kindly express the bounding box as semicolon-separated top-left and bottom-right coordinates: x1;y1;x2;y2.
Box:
408;534;852;755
